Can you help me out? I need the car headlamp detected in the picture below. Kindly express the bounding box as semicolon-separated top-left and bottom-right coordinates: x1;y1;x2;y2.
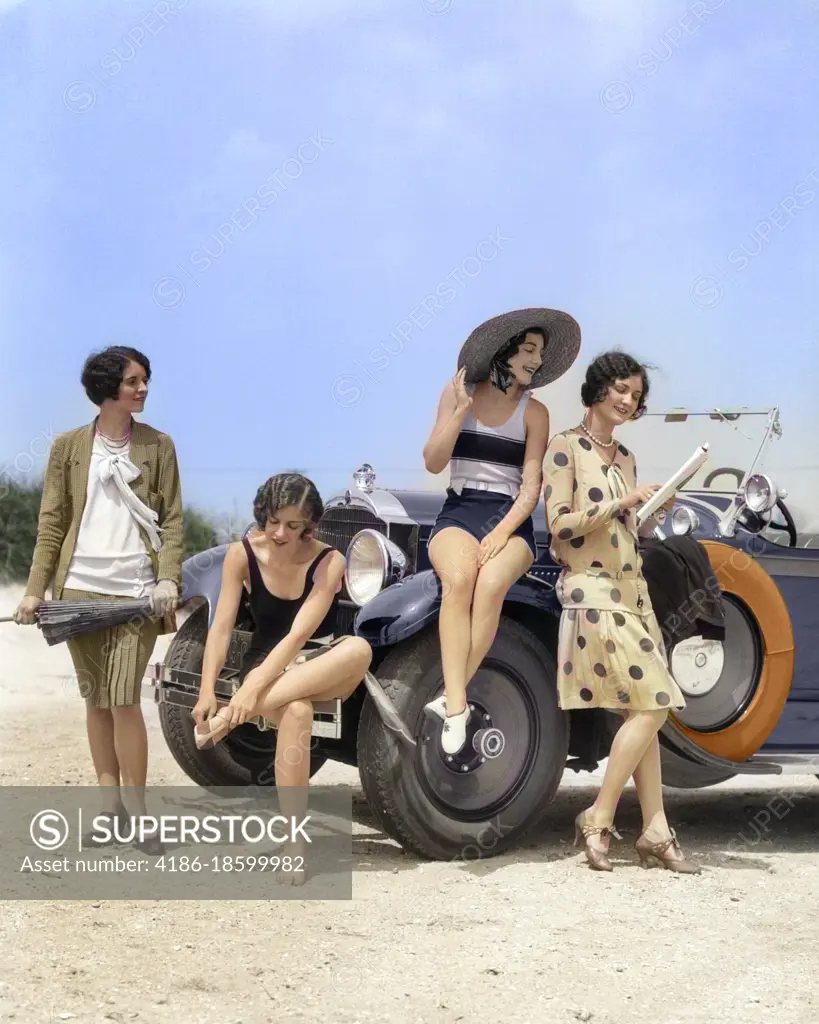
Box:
671;506;700;536
344;529;407;606
744;473;778;514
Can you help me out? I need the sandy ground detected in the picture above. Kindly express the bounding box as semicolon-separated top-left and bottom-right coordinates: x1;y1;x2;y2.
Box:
1;582;818;1024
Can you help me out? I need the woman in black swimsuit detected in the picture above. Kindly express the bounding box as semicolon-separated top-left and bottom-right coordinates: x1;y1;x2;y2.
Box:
191;472;371;806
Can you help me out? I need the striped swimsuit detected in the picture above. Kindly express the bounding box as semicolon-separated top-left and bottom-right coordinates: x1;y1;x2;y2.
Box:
428;388;537;558
449;390;530;498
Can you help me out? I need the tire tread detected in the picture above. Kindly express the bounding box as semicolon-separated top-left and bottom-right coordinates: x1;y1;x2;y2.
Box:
357;618;567;861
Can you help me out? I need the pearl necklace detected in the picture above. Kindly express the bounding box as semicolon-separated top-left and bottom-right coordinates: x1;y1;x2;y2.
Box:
96;422;131;454
579;420;616;449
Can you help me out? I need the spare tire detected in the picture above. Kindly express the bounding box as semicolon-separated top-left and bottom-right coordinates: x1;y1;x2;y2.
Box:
669;541;794;762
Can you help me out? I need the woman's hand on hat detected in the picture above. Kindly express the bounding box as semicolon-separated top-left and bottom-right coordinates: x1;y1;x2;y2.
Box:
452;367;472;413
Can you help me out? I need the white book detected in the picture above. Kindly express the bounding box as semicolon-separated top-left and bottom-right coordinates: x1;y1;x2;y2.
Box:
636;444;710;524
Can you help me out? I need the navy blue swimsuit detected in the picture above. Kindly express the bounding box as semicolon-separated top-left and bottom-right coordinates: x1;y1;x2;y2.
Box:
238;537;338;681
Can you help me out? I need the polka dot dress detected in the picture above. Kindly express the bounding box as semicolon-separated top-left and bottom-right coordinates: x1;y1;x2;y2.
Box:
545;430;685;713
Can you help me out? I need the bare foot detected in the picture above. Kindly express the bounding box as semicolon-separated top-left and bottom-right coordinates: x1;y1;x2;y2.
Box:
274;839;307;888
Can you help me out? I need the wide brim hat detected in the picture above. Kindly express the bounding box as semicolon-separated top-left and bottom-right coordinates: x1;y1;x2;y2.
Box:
457;307;581;389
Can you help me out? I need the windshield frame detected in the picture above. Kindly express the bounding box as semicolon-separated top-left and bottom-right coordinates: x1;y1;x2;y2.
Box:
638;406;783;538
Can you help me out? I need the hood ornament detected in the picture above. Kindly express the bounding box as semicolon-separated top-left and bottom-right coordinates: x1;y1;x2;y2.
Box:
352;463;376;494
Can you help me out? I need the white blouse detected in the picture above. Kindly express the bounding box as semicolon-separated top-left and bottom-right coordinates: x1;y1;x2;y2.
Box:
63;435;157;597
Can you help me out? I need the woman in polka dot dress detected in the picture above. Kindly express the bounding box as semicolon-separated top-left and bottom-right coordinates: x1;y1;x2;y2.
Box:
543;351;700;874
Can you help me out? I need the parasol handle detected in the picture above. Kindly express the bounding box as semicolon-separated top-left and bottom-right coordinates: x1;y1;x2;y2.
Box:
0;616;18;623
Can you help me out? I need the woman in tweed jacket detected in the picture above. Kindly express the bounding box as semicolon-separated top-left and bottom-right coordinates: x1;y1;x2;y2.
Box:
13;346;184;854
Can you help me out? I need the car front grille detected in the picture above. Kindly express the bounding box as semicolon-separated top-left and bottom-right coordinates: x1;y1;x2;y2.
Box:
315;505;386;553
315;505;387;636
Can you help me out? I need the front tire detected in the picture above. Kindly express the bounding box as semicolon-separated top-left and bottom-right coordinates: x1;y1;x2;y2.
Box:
357;616;567;861
158;606;327;789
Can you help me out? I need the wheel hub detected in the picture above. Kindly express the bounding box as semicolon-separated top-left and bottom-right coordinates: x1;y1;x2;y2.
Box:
474;726;505;759
671;636;725;697
435;703;504;775
670;595;762;732
415;663;539;822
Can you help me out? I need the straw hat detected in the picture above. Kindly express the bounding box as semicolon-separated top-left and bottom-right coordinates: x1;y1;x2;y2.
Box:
457;307;581;389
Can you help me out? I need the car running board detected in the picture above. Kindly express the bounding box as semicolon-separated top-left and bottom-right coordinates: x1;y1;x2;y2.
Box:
148;662;343;740
148;661;417;751
662;719;782;775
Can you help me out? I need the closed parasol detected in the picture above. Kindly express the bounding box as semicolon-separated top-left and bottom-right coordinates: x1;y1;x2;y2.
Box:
0;597;156;646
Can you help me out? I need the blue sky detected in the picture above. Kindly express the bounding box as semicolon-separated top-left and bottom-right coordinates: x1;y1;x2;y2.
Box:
1;0;817;528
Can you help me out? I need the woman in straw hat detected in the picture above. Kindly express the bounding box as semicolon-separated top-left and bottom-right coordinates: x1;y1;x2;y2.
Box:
12;346;183;854
421;308;581;755
544;350;699;873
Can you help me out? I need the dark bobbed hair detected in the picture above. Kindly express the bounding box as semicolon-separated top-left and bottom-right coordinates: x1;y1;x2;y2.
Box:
253;472;324;537
580;350;654;420
81;346;152;406
490;326;548;392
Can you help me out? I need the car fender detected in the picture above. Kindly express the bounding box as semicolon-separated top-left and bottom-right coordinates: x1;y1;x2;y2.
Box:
354;568;561;648
176;544;230;629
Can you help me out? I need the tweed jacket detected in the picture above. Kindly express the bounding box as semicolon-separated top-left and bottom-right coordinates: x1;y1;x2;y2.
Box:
25;418;184;635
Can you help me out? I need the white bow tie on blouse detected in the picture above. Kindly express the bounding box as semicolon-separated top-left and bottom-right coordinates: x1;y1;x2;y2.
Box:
97;452;163;553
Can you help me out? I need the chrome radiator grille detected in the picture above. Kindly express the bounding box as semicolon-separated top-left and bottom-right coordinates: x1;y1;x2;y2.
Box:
315;505;387;635
315;506;385;554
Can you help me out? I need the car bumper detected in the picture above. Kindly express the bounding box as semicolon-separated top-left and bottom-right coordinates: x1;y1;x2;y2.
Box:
147;661;343;740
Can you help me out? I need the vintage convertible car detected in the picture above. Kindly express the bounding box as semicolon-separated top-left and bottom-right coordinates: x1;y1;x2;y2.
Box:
150;405;819;860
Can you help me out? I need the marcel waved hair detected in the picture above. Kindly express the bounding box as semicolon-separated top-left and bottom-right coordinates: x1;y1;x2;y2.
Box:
81;345;152;406
580;350;655;420
252;472;324;536
489;325;547;393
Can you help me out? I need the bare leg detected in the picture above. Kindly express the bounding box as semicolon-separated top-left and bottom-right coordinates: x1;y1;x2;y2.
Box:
85;705;121;812
632;734;671;837
583;709;668;855
427;528;481;716
273;702;311;822
267;699;313;885
196;637;373;749
630;733;696;867
111;705;150;816
251;637;372;717
270;700;315;790
464;537;534;684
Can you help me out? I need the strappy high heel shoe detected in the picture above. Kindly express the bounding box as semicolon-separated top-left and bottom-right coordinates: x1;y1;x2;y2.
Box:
194;709;232;750
635;828;701;874
573;810;621;872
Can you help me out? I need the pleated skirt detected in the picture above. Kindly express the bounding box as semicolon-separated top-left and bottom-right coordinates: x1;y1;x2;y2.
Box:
62;588;161;709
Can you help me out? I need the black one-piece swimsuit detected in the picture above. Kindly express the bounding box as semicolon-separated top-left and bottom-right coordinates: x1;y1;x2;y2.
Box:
237;538;339;683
